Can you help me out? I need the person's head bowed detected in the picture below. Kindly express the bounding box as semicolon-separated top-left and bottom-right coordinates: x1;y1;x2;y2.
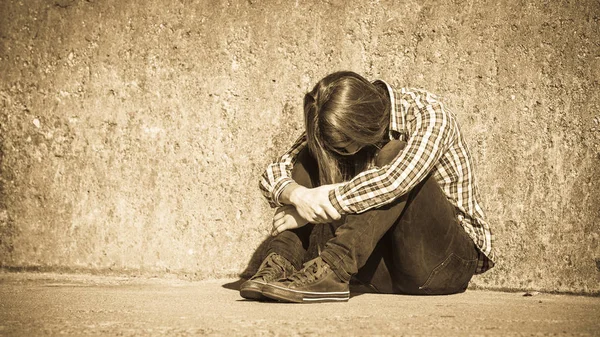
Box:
303;71;390;184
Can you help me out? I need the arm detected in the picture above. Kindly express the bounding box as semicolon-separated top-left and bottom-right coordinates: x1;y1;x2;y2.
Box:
271;182;344;236
259;132;342;224
280;182;343;224
258;133;307;208
329;95;456;214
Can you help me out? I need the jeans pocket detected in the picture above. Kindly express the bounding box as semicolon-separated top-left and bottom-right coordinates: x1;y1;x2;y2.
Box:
419;253;477;295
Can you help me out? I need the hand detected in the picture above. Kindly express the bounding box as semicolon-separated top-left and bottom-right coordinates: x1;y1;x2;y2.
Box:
288;184;343;224
271;205;308;236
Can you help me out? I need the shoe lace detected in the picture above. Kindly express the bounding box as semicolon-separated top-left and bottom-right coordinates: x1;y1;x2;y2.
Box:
288;259;325;285
253;254;287;280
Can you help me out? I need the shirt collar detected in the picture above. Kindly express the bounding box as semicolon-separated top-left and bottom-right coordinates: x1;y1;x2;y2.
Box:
372;79;405;140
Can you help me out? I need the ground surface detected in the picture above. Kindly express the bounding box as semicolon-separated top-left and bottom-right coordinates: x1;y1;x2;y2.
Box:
0;273;598;336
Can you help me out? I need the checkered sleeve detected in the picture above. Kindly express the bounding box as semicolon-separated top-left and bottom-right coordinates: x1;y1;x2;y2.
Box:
329;97;456;214
259;133;307;208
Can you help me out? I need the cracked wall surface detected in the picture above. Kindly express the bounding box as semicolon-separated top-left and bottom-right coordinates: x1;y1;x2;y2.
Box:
0;0;599;293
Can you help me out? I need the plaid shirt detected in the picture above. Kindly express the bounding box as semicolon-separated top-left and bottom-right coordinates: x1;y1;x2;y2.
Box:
259;81;495;273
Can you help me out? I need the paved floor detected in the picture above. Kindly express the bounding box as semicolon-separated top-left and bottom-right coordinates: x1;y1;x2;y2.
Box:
0;272;598;336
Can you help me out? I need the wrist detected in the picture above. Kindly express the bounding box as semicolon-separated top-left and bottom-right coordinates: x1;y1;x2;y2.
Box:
288;184;306;206
279;182;306;206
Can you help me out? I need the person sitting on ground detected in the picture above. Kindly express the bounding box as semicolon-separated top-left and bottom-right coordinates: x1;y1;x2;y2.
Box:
240;71;496;303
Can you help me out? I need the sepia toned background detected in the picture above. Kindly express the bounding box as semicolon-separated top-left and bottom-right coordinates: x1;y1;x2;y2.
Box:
0;0;598;294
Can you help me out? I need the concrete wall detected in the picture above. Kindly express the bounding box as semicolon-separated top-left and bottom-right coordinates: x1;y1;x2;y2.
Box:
0;0;598;293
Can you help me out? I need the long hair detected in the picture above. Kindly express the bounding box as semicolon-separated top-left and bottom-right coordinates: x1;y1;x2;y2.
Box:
304;71;390;185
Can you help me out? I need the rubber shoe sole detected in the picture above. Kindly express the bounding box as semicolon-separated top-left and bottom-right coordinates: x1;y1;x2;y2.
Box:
239;280;268;301
262;283;350;303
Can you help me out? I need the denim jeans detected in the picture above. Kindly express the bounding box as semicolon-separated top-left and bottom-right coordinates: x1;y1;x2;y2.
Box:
267;140;478;295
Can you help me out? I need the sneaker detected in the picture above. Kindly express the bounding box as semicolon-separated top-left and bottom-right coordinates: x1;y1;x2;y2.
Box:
239;253;296;300
262;257;350;303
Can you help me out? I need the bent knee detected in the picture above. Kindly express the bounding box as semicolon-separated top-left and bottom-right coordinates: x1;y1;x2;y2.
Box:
375;140;407;167
292;148;319;188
